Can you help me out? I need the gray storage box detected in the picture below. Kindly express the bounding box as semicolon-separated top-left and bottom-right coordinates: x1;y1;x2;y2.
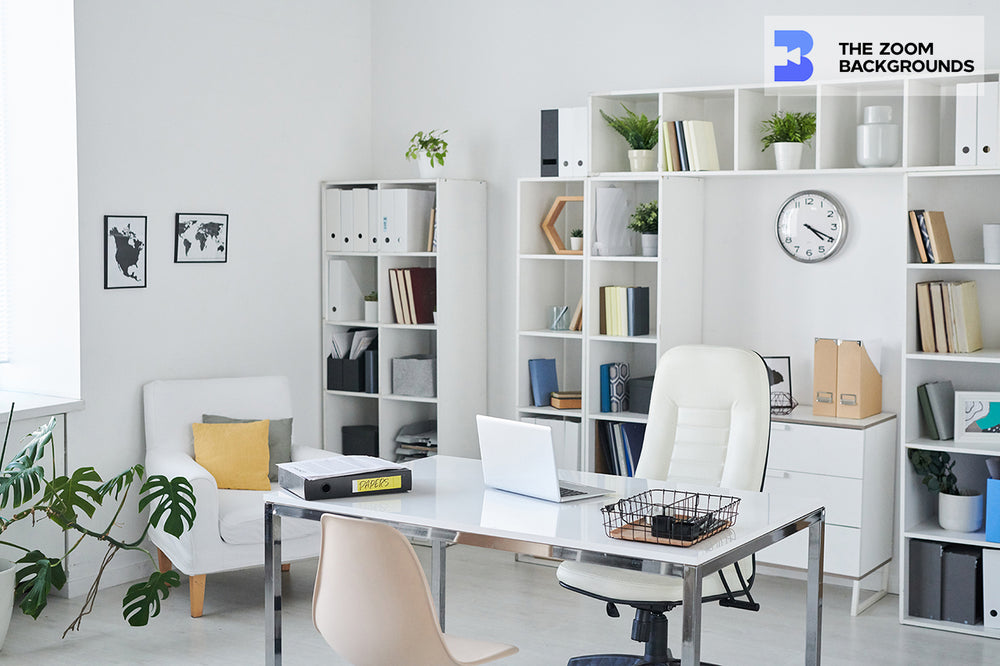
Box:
392;354;437;397
628;376;655;414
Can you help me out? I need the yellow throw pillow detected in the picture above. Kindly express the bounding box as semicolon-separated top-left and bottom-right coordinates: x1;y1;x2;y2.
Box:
193;420;271;491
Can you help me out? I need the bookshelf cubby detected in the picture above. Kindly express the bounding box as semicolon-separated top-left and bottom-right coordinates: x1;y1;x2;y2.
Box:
321;178;486;460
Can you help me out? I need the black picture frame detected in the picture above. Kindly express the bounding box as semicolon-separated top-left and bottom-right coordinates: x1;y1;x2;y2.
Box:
104;215;147;289
762;355;795;415
174;213;228;263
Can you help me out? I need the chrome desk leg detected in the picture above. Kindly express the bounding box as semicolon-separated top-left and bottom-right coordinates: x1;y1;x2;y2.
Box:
680;564;703;666
264;501;282;666
806;513;825;666
431;539;447;631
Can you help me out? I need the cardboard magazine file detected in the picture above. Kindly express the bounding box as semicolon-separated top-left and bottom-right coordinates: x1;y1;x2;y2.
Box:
812;338;838;417
836;340;882;419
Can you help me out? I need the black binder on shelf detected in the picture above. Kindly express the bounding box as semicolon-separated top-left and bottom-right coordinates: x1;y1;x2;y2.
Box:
942;544;983;625
363;349;378;393
342;425;378;457
908;539;944;620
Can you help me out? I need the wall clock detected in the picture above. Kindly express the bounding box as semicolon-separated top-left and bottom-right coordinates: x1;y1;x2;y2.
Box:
775;190;848;263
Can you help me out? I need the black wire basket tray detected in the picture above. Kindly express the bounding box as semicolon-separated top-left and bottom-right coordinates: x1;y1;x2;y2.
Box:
602;489;741;547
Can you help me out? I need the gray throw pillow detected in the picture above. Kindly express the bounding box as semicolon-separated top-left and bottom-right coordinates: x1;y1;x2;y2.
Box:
202;414;292;482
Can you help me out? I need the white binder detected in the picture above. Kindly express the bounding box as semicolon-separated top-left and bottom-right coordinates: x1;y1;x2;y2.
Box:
323;188;342;251
977;81;999;167
367;189;380;252
379;188;394;251
392;189;436;252
340;190;355;252
326;259;362;321
352;189;369;252
558;107;588;177
955;82;978;166
984;548;1000;628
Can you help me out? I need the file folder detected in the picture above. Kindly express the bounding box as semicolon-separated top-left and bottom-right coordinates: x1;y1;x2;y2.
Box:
558;107;588;177
955;82;978;166
540;109;559;176
836;339;882;419
908;539;943;620
326;259;362;321
352;189;370;252
983;547;1000;628
367;189;380;252
340;189;355;251
977;81;999;167
379;188;394;249
942;544;982;625
812;338;838;417
278;456;411;500
323;187;342;251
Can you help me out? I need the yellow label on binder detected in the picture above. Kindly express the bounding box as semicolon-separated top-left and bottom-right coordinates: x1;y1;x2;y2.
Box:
353;475;403;493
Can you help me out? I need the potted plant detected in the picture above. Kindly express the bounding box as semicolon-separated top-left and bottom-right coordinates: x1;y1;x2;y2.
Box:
908;449;983;532
364;290;378;322
0;410;196;644
405;129;449;178
760;110;816;170
600;104;659;172
569;228;583;252
628;200;658;257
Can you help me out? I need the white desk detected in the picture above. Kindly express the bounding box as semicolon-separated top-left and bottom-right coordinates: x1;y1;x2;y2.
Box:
264;456;825;665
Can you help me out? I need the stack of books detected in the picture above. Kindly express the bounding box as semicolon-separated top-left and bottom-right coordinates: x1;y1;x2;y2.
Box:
550;391;581;409
388;267;436;324
596;421;646;477
599;286;649;336
908;210;955;264
915;281;983;353
660;120;719;172
916;380;955;440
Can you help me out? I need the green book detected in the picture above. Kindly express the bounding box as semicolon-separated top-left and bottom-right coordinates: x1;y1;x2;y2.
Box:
916;383;940;440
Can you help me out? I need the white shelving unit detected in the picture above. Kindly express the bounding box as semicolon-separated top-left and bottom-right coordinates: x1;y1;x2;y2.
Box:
515;72;1000;636
321;178;487;460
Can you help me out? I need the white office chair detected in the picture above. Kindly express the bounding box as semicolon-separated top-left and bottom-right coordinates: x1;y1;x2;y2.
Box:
143;376;337;617
313;513;519;666
556;345;771;666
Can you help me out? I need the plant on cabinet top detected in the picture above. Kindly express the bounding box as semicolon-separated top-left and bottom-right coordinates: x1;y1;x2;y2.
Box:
759;110;816;150
600;104;659;150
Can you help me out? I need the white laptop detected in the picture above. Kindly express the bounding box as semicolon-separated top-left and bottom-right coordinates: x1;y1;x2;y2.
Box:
476;415;612;503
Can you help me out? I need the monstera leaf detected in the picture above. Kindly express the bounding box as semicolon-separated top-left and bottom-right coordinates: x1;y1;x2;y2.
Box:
41;467;103;529
0;416;57;509
98;464;145;500
15;550;67;619
139;475;196;538
122;570;180;626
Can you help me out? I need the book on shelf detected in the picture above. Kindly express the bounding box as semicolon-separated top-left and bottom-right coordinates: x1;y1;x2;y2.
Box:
528;358;559;407
596;420;646;477
917;380;955;440
658;120;717;172
916;383;940;440
569;296;583;332
404;266;437;324
674;121;689;171
599;285;649;336
923;211;955;264
915;280;982;353
550;390;581;410
599;362;630;413
426;208;437;252
908;210;931;263
388;269;409;324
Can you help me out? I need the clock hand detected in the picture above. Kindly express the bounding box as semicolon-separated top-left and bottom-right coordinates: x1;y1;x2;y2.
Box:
803;223;835;243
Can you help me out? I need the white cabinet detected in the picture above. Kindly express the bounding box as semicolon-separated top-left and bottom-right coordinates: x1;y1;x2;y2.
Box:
757;408;896;615
321;179;487;459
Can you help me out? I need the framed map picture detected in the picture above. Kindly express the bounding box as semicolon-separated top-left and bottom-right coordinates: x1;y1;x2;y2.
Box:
174;213;228;263
104;215;147;289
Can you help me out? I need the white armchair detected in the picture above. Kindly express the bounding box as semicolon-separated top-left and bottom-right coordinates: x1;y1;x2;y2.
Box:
143;376;336;617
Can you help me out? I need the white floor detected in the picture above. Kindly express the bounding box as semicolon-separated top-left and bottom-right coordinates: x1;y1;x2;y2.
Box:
3;545;996;665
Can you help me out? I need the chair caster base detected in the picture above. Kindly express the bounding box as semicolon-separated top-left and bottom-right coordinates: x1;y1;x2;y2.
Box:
567;653;678;666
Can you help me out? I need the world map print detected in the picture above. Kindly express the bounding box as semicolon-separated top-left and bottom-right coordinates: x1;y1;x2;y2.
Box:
175;214;228;262
105;216;146;289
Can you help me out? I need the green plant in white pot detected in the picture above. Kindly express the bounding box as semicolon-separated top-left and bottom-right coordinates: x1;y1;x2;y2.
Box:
600;104;659;172
760;110;816;170
908;449;982;532
405;129;449;178
628;200;658;257
0;409;197;644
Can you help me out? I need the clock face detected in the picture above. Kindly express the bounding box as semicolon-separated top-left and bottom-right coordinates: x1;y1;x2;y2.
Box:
775;190;848;263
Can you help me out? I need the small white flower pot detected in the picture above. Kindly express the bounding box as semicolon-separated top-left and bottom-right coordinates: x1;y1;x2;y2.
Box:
641;233;658;257
570;237;583;251
773;142;804;170
364;301;378;323
627;149;656;172
938;491;983;532
417;160;444;179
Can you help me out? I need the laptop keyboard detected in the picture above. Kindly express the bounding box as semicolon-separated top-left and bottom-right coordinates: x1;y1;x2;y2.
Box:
560;486;586;498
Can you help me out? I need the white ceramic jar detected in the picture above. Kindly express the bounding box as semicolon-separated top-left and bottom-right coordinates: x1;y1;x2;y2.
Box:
857;105;899;167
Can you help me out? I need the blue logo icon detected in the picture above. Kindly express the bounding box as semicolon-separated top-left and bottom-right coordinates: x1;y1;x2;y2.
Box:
774;30;814;82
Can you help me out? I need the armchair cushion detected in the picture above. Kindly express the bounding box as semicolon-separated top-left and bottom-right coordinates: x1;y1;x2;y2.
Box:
203;413;293;481
193;420;271;490
217;484;317;545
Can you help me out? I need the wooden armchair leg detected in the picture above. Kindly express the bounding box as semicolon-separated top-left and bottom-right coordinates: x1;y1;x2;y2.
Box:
281;563;290;572
190;574;206;618
157;549;172;574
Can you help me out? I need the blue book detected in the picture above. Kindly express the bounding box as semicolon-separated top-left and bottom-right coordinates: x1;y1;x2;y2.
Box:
528;358;558;407
608;362;630;412
621;422;647;475
600;363;612;412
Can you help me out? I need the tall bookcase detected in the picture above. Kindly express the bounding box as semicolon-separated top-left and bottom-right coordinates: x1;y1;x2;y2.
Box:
515;73;1000;637
321;178;487;460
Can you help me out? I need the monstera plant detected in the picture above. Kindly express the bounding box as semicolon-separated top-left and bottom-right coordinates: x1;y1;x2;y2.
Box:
0;410;196;637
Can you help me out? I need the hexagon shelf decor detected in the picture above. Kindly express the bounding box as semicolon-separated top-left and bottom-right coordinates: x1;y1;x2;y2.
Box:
540;195;584;255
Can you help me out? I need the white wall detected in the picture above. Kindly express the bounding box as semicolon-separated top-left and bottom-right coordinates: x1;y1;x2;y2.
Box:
69;0;371;587
368;0;1000;418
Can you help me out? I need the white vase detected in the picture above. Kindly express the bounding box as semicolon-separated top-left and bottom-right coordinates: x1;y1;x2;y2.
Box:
773;142;804;170
938;491;983;532
856;105;899;167
641;233;658;257
0;559;14;651
417;159;444;179
364;301;378;323
627;149;656;172
569;237;583;251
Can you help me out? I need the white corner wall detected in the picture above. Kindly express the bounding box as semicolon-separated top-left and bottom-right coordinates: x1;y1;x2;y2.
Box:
70;0;371;588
